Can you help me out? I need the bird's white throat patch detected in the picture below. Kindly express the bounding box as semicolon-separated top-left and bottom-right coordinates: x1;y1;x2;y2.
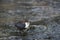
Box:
25;22;30;28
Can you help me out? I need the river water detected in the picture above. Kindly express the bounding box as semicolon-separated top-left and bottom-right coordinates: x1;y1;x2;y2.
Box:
0;0;60;40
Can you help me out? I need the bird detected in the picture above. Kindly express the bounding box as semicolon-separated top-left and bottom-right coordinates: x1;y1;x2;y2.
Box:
15;20;30;31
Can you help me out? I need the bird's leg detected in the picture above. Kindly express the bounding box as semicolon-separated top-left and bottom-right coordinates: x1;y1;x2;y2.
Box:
23;26;31;32
23;28;29;32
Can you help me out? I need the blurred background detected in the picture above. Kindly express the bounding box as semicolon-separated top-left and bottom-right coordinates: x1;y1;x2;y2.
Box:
0;0;60;40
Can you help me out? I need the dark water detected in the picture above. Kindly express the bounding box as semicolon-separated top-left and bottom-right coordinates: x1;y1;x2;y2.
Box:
0;0;60;40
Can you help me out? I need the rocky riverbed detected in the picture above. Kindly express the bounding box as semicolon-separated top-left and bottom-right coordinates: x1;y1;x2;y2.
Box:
0;0;60;40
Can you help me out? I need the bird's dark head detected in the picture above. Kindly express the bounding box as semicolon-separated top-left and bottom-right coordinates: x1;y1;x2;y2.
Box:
24;19;28;22
21;19;29;23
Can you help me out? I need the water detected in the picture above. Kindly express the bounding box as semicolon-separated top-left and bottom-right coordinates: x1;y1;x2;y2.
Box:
0;17;60;40
0;0;60;40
